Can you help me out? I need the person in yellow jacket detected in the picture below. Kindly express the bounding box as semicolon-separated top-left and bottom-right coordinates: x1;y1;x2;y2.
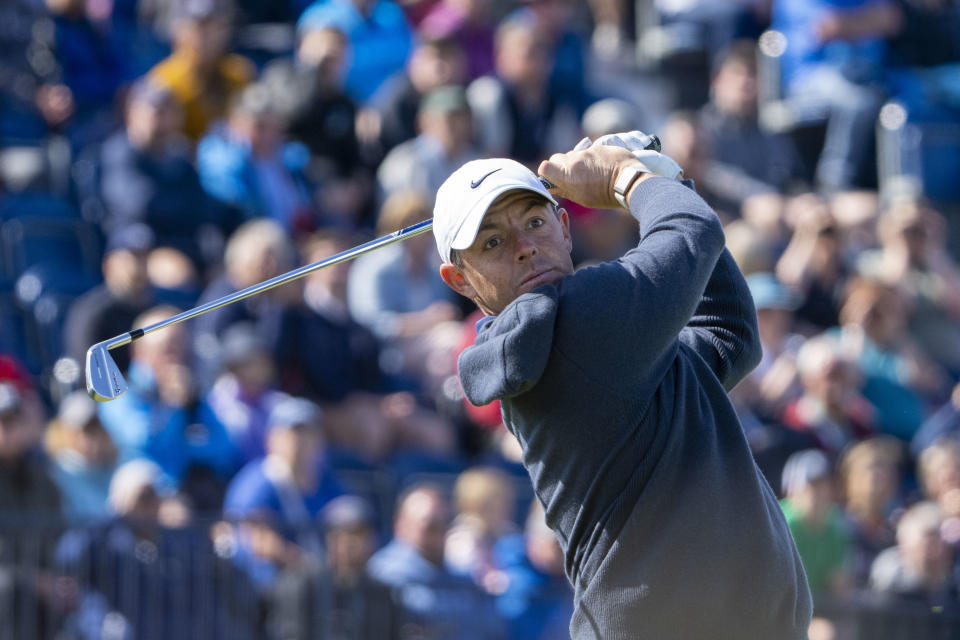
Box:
149;0;254;142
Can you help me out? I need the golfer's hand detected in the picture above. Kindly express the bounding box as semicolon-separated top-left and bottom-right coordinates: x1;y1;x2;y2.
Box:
537;145;641;209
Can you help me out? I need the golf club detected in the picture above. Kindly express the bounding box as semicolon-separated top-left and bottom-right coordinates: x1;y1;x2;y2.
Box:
86;218;434;401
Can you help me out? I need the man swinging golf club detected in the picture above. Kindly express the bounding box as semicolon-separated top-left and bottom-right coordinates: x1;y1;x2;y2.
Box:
434;132;812;639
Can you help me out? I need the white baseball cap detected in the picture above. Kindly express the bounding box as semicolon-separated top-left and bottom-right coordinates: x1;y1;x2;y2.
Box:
433;158;558;262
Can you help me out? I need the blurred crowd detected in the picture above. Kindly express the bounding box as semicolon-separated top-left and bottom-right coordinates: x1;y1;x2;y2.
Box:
1;0;960;638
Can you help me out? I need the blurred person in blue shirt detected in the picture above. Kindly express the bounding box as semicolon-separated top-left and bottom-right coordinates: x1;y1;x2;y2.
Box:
45;0;135;145
297;0;414;104
197;83;317;234
97;305;242;504
224;397;345;547
45;391;117;524
494;501;572;640
206;323;288;465
367;483;505;639
771;0;902;190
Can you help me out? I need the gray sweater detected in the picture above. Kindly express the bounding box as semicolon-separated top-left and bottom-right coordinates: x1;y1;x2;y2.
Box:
459;177;812;639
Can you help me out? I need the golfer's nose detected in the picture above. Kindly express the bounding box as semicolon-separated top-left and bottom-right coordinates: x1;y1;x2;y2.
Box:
516;236;537;262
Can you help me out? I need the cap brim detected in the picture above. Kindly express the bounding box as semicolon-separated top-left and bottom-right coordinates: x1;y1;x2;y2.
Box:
448;184;558;253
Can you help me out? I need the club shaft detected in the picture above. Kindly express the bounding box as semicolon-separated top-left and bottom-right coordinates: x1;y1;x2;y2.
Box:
101;219;434;352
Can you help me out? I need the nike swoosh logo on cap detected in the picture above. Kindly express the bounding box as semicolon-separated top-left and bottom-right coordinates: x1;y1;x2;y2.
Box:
470;168;502;188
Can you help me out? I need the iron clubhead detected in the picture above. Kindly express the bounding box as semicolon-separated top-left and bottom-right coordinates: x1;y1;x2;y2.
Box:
86;343;127;401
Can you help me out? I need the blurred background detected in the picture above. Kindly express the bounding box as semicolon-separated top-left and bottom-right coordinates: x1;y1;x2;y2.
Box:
1;0;960;638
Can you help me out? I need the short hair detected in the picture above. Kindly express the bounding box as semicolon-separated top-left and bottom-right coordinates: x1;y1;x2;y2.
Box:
840;436;902;481
919;437;960;499
712;39;757;78
377;189;432;236
453;467;514;517
224;218;293;276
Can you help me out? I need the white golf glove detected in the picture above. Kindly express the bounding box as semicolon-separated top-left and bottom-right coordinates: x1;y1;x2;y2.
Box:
573;130;683;180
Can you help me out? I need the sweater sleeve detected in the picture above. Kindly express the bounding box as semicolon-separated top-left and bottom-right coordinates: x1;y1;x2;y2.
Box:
679;248;762;390
543;177;727;396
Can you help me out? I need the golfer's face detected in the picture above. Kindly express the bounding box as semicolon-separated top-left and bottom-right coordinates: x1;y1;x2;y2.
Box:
457;192;573;314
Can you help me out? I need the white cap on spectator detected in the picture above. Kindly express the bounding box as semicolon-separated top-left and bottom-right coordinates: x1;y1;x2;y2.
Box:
781;449;830;496
109;459;161;515
433;158;557;263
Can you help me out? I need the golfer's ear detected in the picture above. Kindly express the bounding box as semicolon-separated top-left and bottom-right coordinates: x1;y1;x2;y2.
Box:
559;207;572;250
440;263;477;298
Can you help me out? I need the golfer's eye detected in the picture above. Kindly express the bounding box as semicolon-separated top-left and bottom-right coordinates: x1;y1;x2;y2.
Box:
483;236;501;250
529;217;544;228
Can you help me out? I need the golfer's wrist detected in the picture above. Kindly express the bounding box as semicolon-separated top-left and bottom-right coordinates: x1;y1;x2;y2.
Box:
612;164;650;209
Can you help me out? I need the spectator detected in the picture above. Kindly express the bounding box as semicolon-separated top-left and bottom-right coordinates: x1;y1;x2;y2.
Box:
834;276;944;441
419;0;496;81
263;24;370;229
45;0;132;145
782;334;875;456
771;0;901;190
297;0;414;103
192;219;298;385
367;483;504;639
445;467;518;591
369;35;468;155
269;495;401;639
777;193;849;332
94;78;226;267
347;190;462;399
779;448;852;598
205;322;288;465
698;40;804;215
659;110;731;220
377;85;481;203
495;501;572;640
739;271;804;419
869;501;960;608
529;0;591;117
839;436;903;588
64;224;158;374
0;381;63;640
467;9;577;166
917;438;960;547
56;458;262;639
196;82;317;233
224;396;344;549
914;382;960;457
283;230;456;461
0;0;70;142
149;0;255;141
44;391;117;524
97;305;242;502
857;197;960;375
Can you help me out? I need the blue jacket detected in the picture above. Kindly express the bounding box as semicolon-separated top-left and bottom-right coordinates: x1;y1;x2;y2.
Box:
367;540;504;639
98;362;242;488
297;0;413;103
458;177;811;639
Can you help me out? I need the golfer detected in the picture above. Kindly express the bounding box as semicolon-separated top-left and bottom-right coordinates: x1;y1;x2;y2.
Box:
434;134;812;639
